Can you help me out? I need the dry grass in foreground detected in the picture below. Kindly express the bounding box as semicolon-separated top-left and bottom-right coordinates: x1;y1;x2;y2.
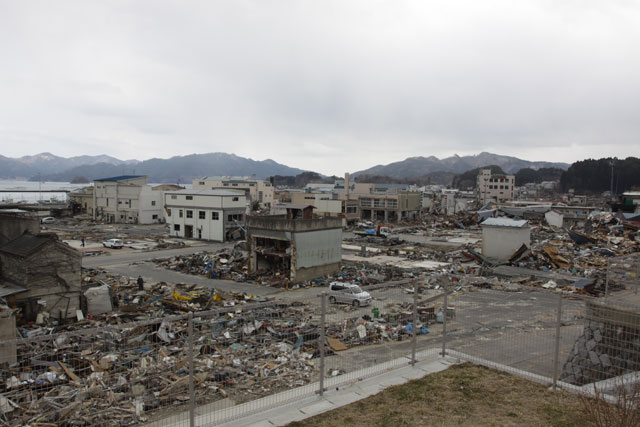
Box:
288;363;589;427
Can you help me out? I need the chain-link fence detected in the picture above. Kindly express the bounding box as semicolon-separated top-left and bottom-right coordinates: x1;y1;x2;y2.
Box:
2;276;640;426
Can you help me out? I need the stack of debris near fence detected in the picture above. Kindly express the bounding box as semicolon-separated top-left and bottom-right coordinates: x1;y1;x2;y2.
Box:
1;302;320;426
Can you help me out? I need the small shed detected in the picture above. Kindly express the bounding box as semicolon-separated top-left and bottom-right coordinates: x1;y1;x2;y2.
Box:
0;232;82;322
481;218;530;261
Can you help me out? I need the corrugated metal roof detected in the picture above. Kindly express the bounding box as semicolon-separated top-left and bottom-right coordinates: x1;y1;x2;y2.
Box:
481;218;528;228
0;281;27;298
94;175;145;182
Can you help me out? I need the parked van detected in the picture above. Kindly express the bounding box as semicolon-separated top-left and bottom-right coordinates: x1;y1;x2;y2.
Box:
102;239;124;249
328;282;372;307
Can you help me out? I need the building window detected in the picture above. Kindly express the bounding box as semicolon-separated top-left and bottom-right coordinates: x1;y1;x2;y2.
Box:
186;196;193;200
228;214;243;222
232;197;239;201
186;210;193;218
249;183;255;186
199;211;206;219
118;201;122;205
223;183;229;186
211;212;219;220
179;210;183;218
199;181;205;185
174;224;180;231
151;201;156;206
167;209;171;217
171;195;177;200
232;183;238;186
152;214;158;220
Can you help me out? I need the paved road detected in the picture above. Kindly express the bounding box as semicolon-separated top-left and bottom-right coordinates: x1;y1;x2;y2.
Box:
82;242;325;300
82;242;233;268
103;261;308;298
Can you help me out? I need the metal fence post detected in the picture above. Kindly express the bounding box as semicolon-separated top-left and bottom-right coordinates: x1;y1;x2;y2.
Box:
319;293;326;396
411;281;418;366
552;293;562;390
605;259;610;302
441;291;448;357
633;260;640;295
188;312;195;427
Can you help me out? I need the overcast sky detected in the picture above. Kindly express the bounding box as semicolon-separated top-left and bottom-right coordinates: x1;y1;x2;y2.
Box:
1;1;639;175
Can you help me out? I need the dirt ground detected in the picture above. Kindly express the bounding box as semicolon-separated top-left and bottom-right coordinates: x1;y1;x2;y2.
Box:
287;363;590;427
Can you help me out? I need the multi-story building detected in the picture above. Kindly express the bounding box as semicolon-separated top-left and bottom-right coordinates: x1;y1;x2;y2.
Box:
68;186;95;216
355;192;421;223
290;192;360;226
164;189;247;241
93;176;165;224
192;176;274;209
477;169;515;203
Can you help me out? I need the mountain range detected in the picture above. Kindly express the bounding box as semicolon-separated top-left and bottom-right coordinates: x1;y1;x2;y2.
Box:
0;151;570;183
0;152;305;183
352;152;570;179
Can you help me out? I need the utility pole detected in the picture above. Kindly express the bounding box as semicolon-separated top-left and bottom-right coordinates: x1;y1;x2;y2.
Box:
610;159;615;201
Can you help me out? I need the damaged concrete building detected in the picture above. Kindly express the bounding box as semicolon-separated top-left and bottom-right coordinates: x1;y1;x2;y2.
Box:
0;232;82;323
247;205;343;282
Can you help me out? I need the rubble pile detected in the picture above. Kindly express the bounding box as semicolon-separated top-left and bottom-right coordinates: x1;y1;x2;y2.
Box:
152;244;248;281
1;303;320;426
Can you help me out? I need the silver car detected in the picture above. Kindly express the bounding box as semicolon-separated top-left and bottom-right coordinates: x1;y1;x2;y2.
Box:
328;282;372;307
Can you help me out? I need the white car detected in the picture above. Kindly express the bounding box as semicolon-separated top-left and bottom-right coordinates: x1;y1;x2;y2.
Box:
328;282;372;307
102;239;124;249
41;217;55;224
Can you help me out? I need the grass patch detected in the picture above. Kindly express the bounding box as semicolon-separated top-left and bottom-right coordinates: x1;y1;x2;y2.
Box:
287;363;589;427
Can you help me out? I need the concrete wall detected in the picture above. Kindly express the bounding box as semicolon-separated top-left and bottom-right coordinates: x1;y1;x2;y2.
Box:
138;186;164;224
481;226;530;260
0;214;39;246
247;216;343;232
545;211;564;228
293;228;342;269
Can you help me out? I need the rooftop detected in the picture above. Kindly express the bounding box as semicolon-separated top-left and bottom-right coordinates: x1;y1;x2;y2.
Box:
94;175;145;182
165;189;246;197
481;218;529;228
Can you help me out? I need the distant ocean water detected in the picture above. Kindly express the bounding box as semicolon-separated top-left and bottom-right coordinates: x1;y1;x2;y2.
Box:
0;180;88;203
0;180;191;203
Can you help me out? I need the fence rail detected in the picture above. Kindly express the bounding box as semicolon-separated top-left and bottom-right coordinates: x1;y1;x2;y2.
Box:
2;275;640;426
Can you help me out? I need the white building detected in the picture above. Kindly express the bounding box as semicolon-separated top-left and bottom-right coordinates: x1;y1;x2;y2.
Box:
192;176;274;209
93;175;164;224
477;169;515;203
481;218;530;261
164;190;247;241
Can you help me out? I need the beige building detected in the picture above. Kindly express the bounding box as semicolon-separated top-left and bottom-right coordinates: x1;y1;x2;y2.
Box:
290;192;360;225
68;186;95;216
93;175;164;224
477;169;515;203
192;176;274;209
